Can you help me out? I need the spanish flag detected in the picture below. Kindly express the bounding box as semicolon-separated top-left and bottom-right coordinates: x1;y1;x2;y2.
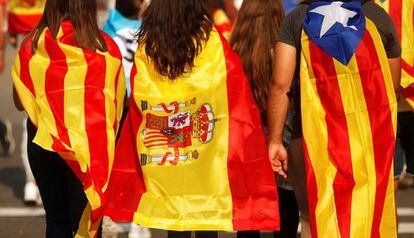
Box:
8;0;45;35
301;2;397;238
104;29;280;231
12;21;126;237
376;0;414;108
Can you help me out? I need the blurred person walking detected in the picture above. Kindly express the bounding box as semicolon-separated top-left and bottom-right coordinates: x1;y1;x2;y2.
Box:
268;0;401;237
0;0;15;157
12;0;125;237
230;0;290;237
103;0;280;237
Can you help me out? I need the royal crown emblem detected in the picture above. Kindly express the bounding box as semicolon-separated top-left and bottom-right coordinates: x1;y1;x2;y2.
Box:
140;98;218;166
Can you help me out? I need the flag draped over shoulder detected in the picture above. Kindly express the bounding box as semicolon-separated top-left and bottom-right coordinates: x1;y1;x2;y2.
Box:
300;2;397;238
12;21;126;237
376;0;414;108
104;29;280;231
8;0;45;35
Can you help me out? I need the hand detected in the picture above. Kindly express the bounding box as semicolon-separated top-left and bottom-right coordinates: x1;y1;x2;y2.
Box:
268;142;288;178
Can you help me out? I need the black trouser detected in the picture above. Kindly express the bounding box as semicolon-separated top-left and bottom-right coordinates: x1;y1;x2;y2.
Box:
274;188;299;238
167;231;218;238
397;111;414;175
27;121;88;238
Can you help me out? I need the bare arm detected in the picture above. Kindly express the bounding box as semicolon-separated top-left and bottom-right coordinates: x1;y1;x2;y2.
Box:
388;57;401;97
267;42;297;177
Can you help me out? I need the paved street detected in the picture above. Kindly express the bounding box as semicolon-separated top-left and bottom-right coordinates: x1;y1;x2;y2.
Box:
0;40;413;238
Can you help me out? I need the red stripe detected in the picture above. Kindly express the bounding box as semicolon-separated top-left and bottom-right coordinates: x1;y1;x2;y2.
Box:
7;13;41;35
355;31;396;238
18;38;36;97
302;141;319;238
389;0;402;43
402;60;414;77
83;49;110;196
309;41;355;238
220;32;279;230
401;83;414;100
44;29;72;149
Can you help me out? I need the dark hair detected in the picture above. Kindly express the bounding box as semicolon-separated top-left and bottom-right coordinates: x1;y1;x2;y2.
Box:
230;0;284;113
137;0;213;80
116;0;143;19
27;0;107;53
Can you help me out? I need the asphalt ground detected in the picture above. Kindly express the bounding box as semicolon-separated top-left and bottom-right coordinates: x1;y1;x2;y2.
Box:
0;37;413;238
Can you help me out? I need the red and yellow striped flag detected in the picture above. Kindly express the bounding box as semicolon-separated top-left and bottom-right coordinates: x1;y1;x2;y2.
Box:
376;0;414;108
104;29;280;231
301;16;398;238
12;21;126;237
8;0;45;35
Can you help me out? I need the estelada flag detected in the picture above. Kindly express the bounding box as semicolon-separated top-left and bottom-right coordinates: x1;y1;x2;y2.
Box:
104;29;280;231
301;2;397;238
8;0;45;35
376;0;414;109
12;21;126;237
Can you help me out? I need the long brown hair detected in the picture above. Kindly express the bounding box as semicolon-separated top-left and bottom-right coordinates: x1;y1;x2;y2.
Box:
137;0;212;80
230;0;284;114
28;0;107;53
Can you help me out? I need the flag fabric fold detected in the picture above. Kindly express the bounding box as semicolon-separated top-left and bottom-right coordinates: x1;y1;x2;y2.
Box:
8;0;45;35
376;0;414;109
300;2;397;238
104;29;280;231
12;21;126;237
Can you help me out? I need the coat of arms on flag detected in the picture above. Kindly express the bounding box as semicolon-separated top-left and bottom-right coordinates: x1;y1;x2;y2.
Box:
300;1;397;237
140;99;218;166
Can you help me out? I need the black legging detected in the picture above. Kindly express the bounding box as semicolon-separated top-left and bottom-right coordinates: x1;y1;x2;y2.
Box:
168;231;218;238
27;120;88;238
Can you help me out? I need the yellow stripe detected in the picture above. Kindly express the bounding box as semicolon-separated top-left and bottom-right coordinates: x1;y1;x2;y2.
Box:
58;28;90;174
375;0;389;13
401;0;414;69
29;30;58;150
333;55;377;238
12;54;39;125
300;32;341;238
8;0;44;15
102;52;124;191
366;19;398;238
367;20;398;132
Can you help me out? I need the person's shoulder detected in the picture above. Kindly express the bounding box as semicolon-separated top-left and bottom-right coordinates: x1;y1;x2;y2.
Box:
362;1;393;26
100;31;123;60
286;4;308;20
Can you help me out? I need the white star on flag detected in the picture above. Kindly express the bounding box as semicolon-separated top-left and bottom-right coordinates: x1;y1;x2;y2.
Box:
310;1;358;38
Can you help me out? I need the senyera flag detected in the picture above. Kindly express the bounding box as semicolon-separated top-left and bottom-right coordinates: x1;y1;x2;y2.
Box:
213;8;233;40
8;0;45;35
376;0;414;108
301;1;397;238
104;28;280;231
12;21;125;237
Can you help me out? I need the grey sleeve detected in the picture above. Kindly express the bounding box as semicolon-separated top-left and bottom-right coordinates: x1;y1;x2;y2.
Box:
364;3;402;58
276;6;307;49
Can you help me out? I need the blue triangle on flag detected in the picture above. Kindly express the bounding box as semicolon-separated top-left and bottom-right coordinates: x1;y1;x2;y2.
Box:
304;1;366;66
